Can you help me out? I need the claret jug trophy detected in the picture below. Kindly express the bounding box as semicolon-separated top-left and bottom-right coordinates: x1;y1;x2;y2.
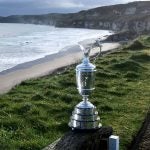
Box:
69;44;101;130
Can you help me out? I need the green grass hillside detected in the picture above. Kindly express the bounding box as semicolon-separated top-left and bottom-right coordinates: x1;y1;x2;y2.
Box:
0;37;150;150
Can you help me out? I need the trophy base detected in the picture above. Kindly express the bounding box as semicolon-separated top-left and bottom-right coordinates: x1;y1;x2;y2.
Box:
69;101;102;130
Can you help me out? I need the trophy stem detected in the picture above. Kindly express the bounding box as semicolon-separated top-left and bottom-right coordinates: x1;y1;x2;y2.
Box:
82;96;88;103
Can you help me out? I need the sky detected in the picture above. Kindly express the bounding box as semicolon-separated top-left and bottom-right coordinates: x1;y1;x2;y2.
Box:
0;0;149;16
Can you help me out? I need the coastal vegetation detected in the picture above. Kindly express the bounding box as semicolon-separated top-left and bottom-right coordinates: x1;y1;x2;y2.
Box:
0;36;150;150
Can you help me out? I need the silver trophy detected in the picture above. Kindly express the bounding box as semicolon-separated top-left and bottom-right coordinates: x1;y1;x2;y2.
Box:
69;44;102;130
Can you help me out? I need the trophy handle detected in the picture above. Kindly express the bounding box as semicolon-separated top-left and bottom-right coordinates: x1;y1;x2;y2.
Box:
92;39;103;63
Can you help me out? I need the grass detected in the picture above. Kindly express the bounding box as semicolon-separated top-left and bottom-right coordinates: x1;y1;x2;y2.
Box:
0;37;150;150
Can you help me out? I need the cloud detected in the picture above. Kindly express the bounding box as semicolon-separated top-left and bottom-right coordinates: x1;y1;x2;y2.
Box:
0;0;149;16
40;0;84;8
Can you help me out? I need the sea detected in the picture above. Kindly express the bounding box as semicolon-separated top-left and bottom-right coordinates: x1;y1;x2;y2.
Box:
0;23;111;73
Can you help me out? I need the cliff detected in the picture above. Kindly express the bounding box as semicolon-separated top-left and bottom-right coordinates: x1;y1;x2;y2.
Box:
55;1;150;34
0;1;150;34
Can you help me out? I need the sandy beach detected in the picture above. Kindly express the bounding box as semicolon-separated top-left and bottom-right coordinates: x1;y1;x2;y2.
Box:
0;41;120;94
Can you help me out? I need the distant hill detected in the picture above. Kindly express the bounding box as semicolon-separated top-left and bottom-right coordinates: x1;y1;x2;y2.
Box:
0;1;150;34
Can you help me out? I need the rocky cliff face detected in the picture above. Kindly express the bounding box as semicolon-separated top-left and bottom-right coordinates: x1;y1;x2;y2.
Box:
55;1;150;34
0;1;150;34
0;14;60;25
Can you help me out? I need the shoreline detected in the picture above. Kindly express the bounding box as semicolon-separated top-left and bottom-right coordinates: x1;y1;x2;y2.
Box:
0;41;120;94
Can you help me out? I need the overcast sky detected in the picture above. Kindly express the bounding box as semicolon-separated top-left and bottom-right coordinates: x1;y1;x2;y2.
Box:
0;0;149;16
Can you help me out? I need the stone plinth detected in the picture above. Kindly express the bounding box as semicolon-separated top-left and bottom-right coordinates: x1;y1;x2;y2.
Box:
43;127;113;150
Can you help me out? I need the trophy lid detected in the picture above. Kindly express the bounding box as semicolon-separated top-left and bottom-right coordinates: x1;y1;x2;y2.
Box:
76;59;96;72
77;44;96;71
